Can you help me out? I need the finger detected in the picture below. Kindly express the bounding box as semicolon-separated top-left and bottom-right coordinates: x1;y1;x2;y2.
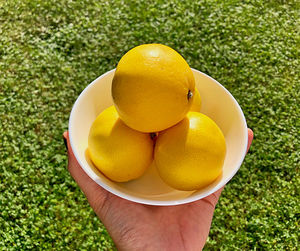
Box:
204;186;224;207
63;131;109;211
247;128;253;153
204;128;253;206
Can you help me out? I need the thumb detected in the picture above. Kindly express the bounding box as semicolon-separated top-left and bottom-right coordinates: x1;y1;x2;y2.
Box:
205;127;254;206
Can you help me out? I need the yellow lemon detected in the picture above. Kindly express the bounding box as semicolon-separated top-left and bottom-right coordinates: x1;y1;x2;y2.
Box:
112;44;195;133
88;106;153;182
189;88;202;112
154;112;226;191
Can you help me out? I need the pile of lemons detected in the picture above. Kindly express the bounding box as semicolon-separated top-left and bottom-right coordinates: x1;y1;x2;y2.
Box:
88;44;226;191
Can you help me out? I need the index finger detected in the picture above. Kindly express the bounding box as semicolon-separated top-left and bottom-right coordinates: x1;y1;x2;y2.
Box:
63;131;109;212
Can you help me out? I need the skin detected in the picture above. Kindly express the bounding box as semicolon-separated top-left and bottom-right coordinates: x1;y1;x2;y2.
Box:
63;129;253;251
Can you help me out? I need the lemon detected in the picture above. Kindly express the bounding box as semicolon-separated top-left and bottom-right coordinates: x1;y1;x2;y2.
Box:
88;106;153;182
112;44;195;133
189;88;202;112
154;112;226;191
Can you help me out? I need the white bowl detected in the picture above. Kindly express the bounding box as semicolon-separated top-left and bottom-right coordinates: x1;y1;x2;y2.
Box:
69;68;248;206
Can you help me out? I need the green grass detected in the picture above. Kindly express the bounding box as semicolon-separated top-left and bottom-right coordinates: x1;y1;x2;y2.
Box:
0;0;299;250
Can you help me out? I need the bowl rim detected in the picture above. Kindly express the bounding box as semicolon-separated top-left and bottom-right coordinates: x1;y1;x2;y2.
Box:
69;68;248;206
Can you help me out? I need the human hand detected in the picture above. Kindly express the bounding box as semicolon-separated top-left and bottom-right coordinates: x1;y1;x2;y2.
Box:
63;129;253;251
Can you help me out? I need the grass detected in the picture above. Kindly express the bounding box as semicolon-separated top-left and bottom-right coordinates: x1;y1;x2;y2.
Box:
0;0;299;250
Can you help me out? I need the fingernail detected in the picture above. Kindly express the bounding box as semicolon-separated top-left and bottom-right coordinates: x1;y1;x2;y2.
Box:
63;137;68;151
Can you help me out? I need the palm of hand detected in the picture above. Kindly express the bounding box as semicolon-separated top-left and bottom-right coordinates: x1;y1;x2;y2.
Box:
97;190;220;251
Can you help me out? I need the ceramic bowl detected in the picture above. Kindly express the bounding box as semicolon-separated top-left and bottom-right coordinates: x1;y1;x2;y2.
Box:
69;69;248;206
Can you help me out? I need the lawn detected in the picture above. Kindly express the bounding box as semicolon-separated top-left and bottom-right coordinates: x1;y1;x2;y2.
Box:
0;0;299;250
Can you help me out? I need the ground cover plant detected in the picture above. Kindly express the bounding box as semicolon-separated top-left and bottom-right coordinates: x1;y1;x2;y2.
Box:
0;0;299;250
